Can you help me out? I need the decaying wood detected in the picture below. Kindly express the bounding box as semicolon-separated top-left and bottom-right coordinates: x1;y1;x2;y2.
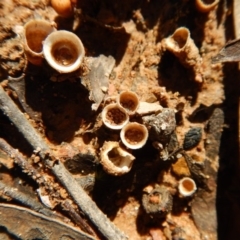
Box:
0;85;127;239
0;203;95;240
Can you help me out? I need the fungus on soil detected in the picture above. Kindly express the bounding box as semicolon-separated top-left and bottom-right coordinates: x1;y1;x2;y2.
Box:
100;141;135;176
0;1;227;239
102;103;129;130
43;30;85;73
117;90;140;115
178;177;197;197
120;122;148;149
23;19;56;66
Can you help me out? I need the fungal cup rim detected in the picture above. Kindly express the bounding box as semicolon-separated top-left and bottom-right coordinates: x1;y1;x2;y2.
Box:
120;122;149;149
102;103;129;130
43;30;85;73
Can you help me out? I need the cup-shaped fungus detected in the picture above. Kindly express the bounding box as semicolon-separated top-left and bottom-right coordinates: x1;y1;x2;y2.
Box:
43;30;85;73
120;122;148;149
195;0;219;12
100;141;135;176
142;185;173;218
51;0;74;18
117;91;139;115
162;27;202;82
102;103;129;130
178;177;197;197
23;19;56;65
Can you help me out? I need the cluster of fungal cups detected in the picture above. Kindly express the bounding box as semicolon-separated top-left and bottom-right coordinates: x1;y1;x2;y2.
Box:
23;19;85;73
100;91;149;176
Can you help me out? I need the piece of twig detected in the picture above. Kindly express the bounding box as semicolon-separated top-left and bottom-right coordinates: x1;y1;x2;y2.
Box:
0;181;57;218
62;200;95;236
0;85;127;239
0;138;52;191
0;138;94;235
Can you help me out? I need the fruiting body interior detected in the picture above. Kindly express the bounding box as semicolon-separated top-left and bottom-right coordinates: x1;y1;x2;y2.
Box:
26;30;49;53
182;179;195;192
106;107;127;125
125;128;144;145
149;192;161;204
51;40;78;66
172;28;189;49
119;92;138;112
107;147;132;169
25;21;54;53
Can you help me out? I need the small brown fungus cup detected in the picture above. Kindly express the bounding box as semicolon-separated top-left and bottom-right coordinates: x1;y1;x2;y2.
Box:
120;122;148;149
43;30;85;73
117;91;139;115
23;19;56;65
178;177;197;197
51;0;74;18
100;141;135;176
162;27;203;83
102;103;129;130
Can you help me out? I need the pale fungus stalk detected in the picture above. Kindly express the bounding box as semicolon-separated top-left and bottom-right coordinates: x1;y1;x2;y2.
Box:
195;0;219;12
43;30;85;73
120;122;148;149
162;27;203;83
117;90;140;115
102;103;129;130
23;19;56;65
178;177;197;197
100;141;135;176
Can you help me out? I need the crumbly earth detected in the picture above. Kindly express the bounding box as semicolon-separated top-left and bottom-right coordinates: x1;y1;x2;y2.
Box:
0;0;239;240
